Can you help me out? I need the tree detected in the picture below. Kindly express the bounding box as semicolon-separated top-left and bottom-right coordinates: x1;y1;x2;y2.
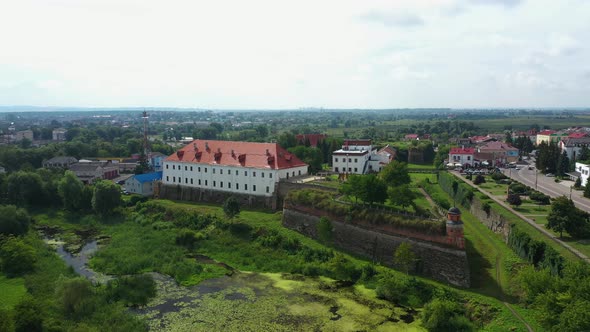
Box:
585;183;590;199
0;205;30;236
14;296;43;332
317;217;333;243
92;180;122;216
388;185;416;209
340;175;364;204
358;175;388;206
6;171;46;206
394;242;416;274
557;151;570;176
547;196;590;238
105;274;156;307
223;196;241;219
579;146;590;162
58;171;85;211
0;236;37;276
380;160;411;187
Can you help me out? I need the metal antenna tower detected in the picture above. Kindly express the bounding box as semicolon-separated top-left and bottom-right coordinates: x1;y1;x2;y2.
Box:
142;111;150;157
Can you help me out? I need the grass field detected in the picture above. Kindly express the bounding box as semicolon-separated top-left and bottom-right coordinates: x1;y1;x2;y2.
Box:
0;275;26;310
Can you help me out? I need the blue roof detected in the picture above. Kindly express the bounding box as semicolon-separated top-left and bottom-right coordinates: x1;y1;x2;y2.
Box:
133;171;162;183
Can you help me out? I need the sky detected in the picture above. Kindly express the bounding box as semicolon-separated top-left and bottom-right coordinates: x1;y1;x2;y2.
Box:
0;0;589;109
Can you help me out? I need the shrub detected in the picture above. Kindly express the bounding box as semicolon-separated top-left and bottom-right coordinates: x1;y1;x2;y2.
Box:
482;202;491;215
473;175;485;185
0;205;30;237
317;217;333;243
491;172;507;181
506;194;522;206
106;274;156;307
421;298;475;332
530;191;550;205
175;229;205;249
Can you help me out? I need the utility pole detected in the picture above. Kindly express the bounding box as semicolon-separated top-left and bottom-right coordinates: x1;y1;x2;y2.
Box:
535;169;538;190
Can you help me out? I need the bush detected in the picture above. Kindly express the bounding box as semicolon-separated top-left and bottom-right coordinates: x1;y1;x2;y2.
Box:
14;296;43;332
317;217;333;243
530;191;550;205
376;273;433;307
421;298;475;332
506;194;522;206
491;172;507;181
175;229;205;249
106;274;156;307
473;175;486;185
482;202;491;215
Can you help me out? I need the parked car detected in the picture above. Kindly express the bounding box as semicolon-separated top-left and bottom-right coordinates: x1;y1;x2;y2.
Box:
528;166;533;170
545;173;555;177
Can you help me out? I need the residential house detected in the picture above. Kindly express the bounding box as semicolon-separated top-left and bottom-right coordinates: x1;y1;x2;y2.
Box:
149;152;166;171
162;140;308;197
573;162;590;186
367;145;396;172
476;141;519;166
14;130;33;142
535;130;555;145
124;171;163;196
559;137;590;160
404;134;419;141
448;147;476;167
332;139;372;174
43;156;78;169
52;128;67;141
69;161;119;184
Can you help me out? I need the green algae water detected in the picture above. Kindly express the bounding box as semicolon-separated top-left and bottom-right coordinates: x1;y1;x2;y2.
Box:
136;272;424;332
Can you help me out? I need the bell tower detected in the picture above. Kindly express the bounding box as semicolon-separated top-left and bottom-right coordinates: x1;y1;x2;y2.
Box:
446;207;465;249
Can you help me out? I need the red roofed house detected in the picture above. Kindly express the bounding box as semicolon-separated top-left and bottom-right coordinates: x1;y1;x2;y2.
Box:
405;134;419;141
162;140;308;197
449;147;476;167
295;134;327;147
476;141;519;166
568;132;588;139
536;130;556;145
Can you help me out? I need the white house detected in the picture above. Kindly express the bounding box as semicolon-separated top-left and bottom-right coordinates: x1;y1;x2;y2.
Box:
162;140;308;197
575;162;590;187
448;147;476;167
125;171;162;196
559;137;590;161
331;139;372;174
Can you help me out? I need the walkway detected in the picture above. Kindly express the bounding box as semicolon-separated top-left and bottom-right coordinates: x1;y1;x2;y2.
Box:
450;171;590;263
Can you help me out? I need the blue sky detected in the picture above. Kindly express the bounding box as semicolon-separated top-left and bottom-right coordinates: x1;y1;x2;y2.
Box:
0;0;589;109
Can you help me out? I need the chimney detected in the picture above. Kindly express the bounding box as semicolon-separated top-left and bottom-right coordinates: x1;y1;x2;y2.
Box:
205;142;209;150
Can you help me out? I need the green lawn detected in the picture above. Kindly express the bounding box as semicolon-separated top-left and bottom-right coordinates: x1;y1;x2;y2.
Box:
513;204;551;215
478;181;509;196
407;163;435;170
0;275;26;310
410;173;437;184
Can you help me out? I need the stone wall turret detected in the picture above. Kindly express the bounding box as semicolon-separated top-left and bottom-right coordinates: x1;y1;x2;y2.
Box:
446;207;465;249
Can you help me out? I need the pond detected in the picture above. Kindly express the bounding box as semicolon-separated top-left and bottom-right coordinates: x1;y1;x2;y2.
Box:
136;271;424;332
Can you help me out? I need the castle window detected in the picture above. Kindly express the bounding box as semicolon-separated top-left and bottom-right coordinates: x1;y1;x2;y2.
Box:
335;158;338;162
166;164;169;169
253;185;256;191
191;166;193;171
220;182;223;188
185;166;188;171
198;167;201;172
205;180;208;186
236;183;239;189
235;170;238;175
213;181;216;187
269;173;272;179
173;176;176;182
266;186;269;193
166;176;169;181
220;169;223;174
213;168;216;174
262;173;264;178
185;178;188;184
245;184;248;190
244;171;248;176
253;171;256;177
191;178;193;184
198;179;201;185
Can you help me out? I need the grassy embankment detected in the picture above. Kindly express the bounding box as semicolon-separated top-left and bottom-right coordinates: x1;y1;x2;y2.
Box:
0;275;26;310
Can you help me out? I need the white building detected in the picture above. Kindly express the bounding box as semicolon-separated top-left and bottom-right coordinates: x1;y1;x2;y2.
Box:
52;128;67;141
332;140;396;174
559;137;590;161
448;147;476;167
332;139;372;174
575;162;590;187
162;140;308;197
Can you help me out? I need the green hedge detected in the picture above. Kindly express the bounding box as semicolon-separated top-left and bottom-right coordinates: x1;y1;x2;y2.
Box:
286;189;445;235
507;224;564;276
438;172;474;207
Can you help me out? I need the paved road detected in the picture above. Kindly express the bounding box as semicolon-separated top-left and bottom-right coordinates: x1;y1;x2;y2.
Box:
502;164;590;213
451;171;590;263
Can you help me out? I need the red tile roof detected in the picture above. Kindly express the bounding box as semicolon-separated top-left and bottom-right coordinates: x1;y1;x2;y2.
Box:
568;132;588;139
405;134;419;139
165;140;307;169
450;147;475;155
538;130;556;135
478;141;518;151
